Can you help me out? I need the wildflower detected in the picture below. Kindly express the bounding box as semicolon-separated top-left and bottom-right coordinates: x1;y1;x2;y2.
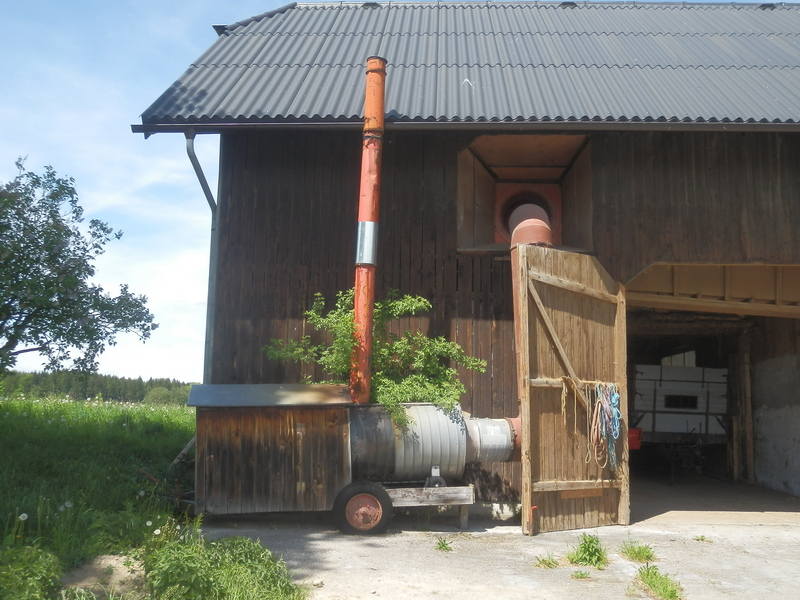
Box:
139;490;146;497
146;521;153;527
22;412;27;417
65;501;73;509
122;423;127;428
18;513;28;521
59;505;65;512
154;529;161;536
176;525;181;531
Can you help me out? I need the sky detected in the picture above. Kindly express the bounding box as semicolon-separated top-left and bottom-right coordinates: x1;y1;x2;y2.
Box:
1;0;294;383
1;0;752;383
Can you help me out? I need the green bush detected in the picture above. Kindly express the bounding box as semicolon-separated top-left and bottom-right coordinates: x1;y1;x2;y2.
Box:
0;544;62;600
264;289;486;425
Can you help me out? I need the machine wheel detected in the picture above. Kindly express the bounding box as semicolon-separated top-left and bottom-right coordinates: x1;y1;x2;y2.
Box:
333;481;393;535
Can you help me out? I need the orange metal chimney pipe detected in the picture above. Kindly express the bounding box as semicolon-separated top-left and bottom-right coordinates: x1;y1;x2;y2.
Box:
351;56;387;404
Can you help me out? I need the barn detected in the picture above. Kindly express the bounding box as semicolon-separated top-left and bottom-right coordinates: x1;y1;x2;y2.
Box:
134;1;800;534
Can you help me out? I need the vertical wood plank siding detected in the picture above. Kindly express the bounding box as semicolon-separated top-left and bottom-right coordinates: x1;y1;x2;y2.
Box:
211;129;799;501
196;406;350;513
592;131;800;284
213;130;520;501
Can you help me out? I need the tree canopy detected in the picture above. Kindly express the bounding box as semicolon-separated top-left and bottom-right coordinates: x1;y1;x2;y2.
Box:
0;160;157;372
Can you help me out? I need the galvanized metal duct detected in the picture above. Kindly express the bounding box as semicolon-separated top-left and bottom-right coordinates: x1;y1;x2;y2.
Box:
350;403;516;483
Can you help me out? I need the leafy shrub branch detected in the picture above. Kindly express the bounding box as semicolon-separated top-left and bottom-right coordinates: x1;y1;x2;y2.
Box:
263;289;486;425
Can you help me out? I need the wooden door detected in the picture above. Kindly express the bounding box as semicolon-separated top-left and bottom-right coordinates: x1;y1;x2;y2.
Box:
514;244;629;534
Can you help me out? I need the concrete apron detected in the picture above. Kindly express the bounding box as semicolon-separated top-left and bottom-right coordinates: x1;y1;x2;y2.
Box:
202;475;800;600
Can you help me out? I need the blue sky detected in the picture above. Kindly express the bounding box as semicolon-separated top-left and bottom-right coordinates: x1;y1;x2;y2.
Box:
1;1;288;382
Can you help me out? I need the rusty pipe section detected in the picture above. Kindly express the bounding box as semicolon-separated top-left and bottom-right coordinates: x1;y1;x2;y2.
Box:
508;203;552;443
351;56;387;404
508;203;552;246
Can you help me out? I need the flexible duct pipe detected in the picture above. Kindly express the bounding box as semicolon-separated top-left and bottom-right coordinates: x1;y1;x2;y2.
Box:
351;56;387;404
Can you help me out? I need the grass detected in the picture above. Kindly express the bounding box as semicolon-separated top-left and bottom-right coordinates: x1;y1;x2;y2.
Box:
435;536;453;552
533;553;559;569
566;533;608;569
693;535;712;543
620;540;656;563
637;564;683;600
0;394;306;600
571;570;590;580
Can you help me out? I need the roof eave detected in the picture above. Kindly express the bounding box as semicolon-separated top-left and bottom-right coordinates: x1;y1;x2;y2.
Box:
132;119;800;138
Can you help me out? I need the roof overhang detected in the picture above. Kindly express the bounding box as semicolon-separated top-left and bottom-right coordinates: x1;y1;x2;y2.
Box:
131;120;800;138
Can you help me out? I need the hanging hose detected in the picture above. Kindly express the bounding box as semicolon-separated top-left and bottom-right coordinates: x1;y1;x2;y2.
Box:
585;383;621;473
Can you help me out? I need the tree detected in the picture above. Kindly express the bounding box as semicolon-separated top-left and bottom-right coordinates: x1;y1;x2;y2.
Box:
0;160;157;372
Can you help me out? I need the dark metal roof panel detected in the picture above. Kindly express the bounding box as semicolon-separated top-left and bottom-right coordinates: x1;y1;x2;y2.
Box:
140;2;800;128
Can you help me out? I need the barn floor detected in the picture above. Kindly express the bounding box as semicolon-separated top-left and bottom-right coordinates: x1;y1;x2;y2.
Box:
203;475;800;600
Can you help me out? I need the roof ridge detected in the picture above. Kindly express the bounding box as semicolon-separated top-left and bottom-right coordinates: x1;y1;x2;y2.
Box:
230;30;800;38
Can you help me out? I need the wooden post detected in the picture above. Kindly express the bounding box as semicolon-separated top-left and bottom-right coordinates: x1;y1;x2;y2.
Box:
513;244;534;535
615;283;630;525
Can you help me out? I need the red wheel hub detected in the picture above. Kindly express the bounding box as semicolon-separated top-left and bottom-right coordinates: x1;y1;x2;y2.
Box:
345;493;383;530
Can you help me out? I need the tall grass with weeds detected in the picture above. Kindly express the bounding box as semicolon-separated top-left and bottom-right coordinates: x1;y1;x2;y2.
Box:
566;533;608;569
142;516;306;600
637;564;683;600
0;394;194;598
1;393;306;600
620;540;656;563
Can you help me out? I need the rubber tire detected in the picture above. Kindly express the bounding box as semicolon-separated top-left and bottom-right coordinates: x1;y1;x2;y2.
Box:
333;481;393;535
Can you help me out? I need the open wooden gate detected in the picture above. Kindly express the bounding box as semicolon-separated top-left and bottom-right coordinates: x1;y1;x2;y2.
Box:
514;244;629;534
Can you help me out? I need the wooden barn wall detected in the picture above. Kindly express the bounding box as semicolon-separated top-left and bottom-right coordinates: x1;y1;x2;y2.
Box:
195;406;350;513
591;131;800;284
212;130;521;501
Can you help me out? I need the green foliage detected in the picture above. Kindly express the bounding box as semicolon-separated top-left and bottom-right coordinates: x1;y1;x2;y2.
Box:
620;540;656;563
571;570;590;580
533;553;559;568
0;396;195;570
693;535;712;543
637;564;683;600
0;370;194;403
0;160;157;372
143;520;305;600
434;537;453;552
0;544;62;600
143;385;191;406
264;289;486;424
566;534;608;569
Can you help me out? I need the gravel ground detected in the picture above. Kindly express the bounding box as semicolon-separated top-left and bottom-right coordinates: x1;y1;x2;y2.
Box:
203;474;800;600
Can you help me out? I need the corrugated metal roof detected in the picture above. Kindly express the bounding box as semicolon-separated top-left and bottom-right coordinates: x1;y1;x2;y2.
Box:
139;2;800;128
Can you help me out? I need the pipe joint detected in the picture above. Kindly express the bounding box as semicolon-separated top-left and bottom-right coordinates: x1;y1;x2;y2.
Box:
355;221;379;266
